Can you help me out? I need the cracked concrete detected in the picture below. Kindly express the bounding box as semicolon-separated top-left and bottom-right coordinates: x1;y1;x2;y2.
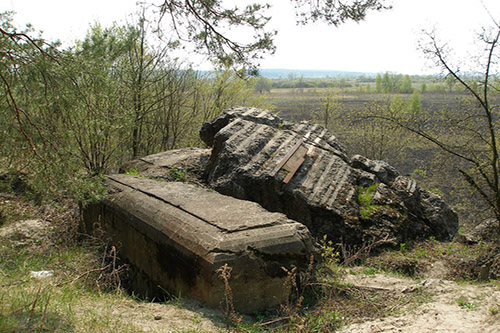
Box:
82;174;315;313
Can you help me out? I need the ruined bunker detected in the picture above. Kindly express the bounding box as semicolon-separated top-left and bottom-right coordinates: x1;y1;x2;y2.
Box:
82;174;315;313
82;107;459;313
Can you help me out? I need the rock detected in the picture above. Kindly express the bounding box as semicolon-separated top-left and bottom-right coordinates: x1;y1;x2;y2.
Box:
119;147;210;183
200;107;458;244
351;155;399;185
82;174;315;313
30;270;54;278
469;218;500;243
0;218;52;247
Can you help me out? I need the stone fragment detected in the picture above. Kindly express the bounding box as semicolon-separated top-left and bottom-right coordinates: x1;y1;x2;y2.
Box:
200;107;458;244
119;147;210;182
82;174;314;313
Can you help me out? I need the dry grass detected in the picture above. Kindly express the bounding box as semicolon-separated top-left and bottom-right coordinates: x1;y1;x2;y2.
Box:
0;193;221;332
2;187;499;332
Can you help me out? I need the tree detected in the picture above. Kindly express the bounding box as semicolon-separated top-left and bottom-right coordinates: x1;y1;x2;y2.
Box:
254;77;272;93
0;0;392;199
158;0;390;71
316;89;341;130
420;82;427;93
410;90;421;114
375;73;382;92
399;74;413;93
334;95;415;163
382;72;393;93
376;19;500;228
0;11;267;200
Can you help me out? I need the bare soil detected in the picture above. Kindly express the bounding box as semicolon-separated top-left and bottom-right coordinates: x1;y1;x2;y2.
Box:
342;267;500;333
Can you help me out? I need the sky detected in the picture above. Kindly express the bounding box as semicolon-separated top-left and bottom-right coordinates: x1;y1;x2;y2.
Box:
4;0;500;75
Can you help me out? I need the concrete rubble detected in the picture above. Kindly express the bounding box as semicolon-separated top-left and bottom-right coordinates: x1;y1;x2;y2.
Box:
200;107;458;244
82;174;315;313
82;106;459;312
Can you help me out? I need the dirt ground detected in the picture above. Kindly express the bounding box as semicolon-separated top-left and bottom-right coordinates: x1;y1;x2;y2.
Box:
82;262;500;333
341;267;500;333
110;266;500;332
1;212;499;332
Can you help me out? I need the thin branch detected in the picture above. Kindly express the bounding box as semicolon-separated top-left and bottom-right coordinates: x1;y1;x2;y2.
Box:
0;72;44;161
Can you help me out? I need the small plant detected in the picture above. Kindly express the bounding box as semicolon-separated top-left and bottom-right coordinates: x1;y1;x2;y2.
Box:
489;306;499;316
318;235;343;281
169;167;186;181
456;296;478;311
358;183;378;219
124;168;139;176
362;267;378;275
292;309;343;332
215;263;241;328
399;242;409;254
281;266;303;317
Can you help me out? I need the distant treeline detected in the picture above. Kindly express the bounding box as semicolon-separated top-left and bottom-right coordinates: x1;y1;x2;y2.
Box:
254;72;498;94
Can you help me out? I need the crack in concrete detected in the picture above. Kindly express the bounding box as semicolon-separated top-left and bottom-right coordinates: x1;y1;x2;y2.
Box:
107;175;290;235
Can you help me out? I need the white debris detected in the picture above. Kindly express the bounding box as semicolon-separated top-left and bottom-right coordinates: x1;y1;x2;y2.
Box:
30;270;53;278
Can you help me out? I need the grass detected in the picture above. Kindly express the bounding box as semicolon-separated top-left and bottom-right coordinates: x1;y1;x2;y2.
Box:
363;237;498;280
169;167;186;181
2;188;498;332
0;192;193;332
2;193;424;332
456;296;479;311
0;229;147;332
357;183;378;219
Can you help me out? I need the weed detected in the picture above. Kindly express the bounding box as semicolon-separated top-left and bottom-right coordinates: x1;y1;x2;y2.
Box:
358;183;378;219
289;308;343;332
124;168;140;176
169;167;186;181
216;263;241;328
362;267;378;275
399;242;410;254
340;233;396;266
281;266;303;317
456;296;478;311
489;306;499;315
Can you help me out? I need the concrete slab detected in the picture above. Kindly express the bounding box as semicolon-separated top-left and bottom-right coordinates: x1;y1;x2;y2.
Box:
200;107;458;244
82;174;315;313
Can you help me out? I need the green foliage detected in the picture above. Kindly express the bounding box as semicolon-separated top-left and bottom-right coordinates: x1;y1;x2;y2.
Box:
320;235;341;269
410;90;422;113
68;174;107;206
169;168;186;181
358;183;378;219
0;12;265;203
399;242;409;254
362;267;379;275
254;77;272;93
456;296;479;311
124;169;140;176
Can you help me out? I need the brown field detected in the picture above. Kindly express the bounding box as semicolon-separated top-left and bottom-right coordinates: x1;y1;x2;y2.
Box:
264;88;466;121
262;88;492;227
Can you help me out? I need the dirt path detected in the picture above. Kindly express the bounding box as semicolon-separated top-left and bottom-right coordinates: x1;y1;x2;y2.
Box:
342;268;500;333
115;266;500;332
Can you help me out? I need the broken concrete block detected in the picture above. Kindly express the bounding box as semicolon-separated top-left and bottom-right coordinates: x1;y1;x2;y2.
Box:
82;174;315;313
200;107;458;245
119;147;210;182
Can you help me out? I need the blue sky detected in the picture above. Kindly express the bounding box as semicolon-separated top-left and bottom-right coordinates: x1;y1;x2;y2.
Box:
5;0;500;74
